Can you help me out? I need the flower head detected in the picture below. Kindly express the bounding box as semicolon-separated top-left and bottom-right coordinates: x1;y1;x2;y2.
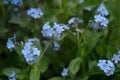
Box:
27;8;43;19
94;14;108;28
9;71;16;80
53;41;60;51
6;35;16;52
61;68;68;78
68;17;83;25
21;38;41;64
97;59;115;76
11;0;23;6
97;3;109;16
41;22;69;38
112;54;120;64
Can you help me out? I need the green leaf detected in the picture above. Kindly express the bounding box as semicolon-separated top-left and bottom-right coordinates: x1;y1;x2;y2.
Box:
30;57;49;80
49;77;63;80
69;58;81;75
9;17;28;27
87;66;103;76
81;30;103;56
3;68;21;76
39;57;49;73
30;66;41;80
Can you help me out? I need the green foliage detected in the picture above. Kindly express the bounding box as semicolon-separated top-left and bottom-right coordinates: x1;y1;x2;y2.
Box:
69;58;81;75
1;0;120;80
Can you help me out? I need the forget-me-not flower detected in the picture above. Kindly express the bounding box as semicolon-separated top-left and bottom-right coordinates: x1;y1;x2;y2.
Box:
9;71;16;80
96;3;109;16
11;0;23;6
94;14;108;28
112;54;120;64
53;41;60;51
97;59;115;76
61;68;68;78
21;38;41;64
27;8;43;19
6;35;16;52
41;22;69;38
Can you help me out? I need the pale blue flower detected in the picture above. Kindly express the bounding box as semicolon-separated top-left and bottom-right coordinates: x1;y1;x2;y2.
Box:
94;14;108;28
61;68;68;78
21;38;41;64
6;35;16;52
112;54;120;64
41;22;54;38
11;0;23;6
41;22;69;38
9;71;16;80
27;8;43;19
53;41;60;51
97;59;115;76
68;17;83;25
97;3;109;16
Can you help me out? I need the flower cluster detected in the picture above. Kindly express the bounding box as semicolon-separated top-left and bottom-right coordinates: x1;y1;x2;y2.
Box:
27;8;43;19
9;71;16;80
94;15;108;27
97;60;115;76
21;38;41;64
61;68;68;78
97;50;120;76
96;3;109;16
6;35;16;52
41;22;69;38
94;3;109;28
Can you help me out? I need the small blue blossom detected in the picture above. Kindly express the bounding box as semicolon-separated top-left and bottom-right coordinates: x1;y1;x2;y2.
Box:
6;35;16;52
21;38;41;64
94;14;108;28
27;8;43;19
41;22;54;38
9;71;16;80
61;68;68;78
112;54;120;64
97;3;109;16
53;41;60;51
41;22;69;38
68;17;83;25
97;59;115;76
11;0;23;6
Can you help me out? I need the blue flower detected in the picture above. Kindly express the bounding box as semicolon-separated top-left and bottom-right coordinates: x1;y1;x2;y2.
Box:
94;14;108;28
53;41;60;51
68;17;83;25
112;54;120;64
41;22;54;38
97;3;109;16
21;38;41;64
6;35;16;52
11;0;23;6
41;22;69;38
27;8;43;19
61;68;68;78
9;71;16;80
97;59;115;76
